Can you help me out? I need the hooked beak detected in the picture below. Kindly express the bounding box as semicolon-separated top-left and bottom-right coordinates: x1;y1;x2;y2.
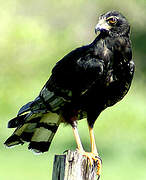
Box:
95;25;100;34
95;19;111;34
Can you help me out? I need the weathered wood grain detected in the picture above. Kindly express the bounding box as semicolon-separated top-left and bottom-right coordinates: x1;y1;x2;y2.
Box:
52;150;98;180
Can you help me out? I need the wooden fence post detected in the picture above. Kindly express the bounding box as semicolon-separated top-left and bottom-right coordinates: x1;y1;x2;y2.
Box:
52;150;98;180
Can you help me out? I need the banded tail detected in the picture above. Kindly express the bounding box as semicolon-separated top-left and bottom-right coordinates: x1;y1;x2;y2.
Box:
4;91;65;153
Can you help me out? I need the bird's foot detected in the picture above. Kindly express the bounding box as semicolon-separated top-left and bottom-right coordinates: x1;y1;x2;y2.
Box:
77;149;102;179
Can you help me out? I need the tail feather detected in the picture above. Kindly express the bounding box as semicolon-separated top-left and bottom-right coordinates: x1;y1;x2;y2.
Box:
5;123;29;147
4;112;60;153
20;122;38;142
28;113;60;153
28;141;51;153
5;91;66;153
17;101;33;116
8;114;28;128
4;134;24;147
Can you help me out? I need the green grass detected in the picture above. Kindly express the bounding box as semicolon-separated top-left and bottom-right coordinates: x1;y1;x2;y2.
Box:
0;0;146;179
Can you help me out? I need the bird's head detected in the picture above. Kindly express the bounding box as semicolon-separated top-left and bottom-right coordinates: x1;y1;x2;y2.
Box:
95;11;130;37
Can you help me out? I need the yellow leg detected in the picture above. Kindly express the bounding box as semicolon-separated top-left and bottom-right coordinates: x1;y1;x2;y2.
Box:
89;126;98;154
72;124;102;179
88;125;102;177
72;126;84;151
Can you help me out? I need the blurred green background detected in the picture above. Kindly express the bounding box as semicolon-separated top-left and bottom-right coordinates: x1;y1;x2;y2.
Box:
0;0;146;180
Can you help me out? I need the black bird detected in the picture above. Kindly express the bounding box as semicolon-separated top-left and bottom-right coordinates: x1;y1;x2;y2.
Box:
5;11;135;177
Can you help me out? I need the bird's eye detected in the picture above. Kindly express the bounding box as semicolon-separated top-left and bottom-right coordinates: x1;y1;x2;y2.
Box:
107;16;117;25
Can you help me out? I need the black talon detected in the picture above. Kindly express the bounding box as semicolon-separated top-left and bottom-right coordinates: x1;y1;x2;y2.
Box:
97;175;100;180
63;149;69;154
97;156;102;164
